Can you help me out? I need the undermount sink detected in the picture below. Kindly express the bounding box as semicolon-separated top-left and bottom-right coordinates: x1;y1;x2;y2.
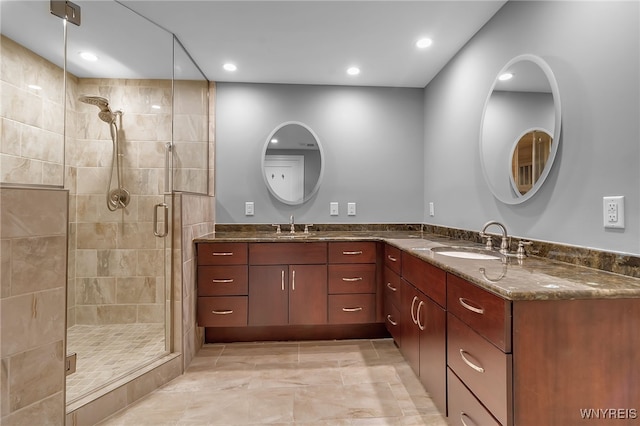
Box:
414;246;503;260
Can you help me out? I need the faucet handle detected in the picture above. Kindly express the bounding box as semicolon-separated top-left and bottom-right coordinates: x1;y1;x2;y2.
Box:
516;240;532;259
271;224;281;234
480;232;493;250
304;224;314;234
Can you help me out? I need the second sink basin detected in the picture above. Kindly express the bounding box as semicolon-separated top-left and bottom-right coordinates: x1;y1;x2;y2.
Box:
415;246;502;260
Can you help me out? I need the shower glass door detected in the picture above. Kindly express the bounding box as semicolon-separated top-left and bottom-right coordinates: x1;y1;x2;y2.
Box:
64;1;174;403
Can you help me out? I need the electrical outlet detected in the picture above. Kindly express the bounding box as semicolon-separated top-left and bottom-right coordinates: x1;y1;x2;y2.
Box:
330;202;339;216
245;201;254;216
347;202;356;216
429;202;435;217
603;196;624;229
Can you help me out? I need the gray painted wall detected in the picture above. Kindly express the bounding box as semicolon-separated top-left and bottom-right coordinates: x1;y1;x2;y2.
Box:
423;1;639;254
215;83;425;225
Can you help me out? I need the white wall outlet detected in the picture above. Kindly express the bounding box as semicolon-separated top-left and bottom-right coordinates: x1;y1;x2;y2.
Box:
330;202;339;216
603;196;624;229
245;201;254;216
429;202;435;217
347;202;356;216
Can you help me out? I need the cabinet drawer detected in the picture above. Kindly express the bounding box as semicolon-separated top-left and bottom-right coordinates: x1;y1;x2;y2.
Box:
384;266;401;309
447;274;511;352
384;244;401;274
198;243;247;265
328;242;376;263
197;296;248;327
447;368;501;426
249;242;327;265
328;264;376;294
385;300;401;344
328;294;376;324
448;314;512;426
401;252;446;308
198;266;248;296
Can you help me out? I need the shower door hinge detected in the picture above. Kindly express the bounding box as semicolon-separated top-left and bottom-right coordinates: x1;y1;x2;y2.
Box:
65;352;77;376
50;0;81;26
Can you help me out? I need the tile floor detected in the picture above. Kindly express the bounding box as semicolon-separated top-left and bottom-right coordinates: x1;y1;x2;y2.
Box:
66;323;166;402
97;339;448;425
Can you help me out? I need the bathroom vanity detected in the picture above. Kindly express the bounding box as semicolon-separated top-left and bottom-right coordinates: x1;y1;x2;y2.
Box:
195;231;640;426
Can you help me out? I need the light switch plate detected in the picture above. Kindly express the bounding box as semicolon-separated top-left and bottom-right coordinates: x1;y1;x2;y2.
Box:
330;202;339;216
245;201;254;216
347;202;356;216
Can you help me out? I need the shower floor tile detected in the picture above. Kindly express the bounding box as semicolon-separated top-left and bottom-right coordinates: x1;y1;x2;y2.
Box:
66;323;166;402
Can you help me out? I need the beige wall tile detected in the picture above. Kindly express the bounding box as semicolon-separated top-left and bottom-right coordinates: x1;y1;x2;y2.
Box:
117;277;157;304
78;277;116;305
10;235;66;296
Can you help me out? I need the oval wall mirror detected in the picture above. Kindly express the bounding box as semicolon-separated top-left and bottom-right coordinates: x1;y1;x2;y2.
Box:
261;121;324;205
480;54;561;204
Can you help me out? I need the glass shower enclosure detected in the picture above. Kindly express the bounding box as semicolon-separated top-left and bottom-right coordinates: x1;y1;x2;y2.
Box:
0;0;210;408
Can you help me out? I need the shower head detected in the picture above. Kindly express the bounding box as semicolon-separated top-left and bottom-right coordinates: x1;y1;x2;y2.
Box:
79;95;116;123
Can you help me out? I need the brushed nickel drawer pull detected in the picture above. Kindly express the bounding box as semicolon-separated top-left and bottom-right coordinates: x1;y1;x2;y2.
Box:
342;250;363;255
459;349;485;373
386;282;397;291
459;297;485;315
386;314;398;326
417;300;425;331
212;252;233;256
281;270;285;291
212;310;233;315
410;296;419;325
212;279;234;283
342;277;363;282
460;412;476;426
387;255;397;262
292;269;296;291
342;307;363;312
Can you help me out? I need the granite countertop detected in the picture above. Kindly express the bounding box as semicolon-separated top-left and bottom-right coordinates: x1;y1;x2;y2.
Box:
195;231;640;301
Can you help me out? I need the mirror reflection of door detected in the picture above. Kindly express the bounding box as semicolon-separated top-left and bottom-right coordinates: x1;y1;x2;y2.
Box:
511;130;552;195
264;155;305;203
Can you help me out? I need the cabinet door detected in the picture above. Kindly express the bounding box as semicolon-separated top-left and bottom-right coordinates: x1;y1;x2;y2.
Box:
418;295;447;416
248;265;288;326
400;280;420;375
289;264;327;325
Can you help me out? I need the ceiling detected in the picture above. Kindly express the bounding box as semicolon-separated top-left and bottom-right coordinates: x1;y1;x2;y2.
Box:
1;0;508;88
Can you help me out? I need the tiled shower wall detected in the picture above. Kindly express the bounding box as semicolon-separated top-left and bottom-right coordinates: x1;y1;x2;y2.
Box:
0;187;68;425
69;76;171;326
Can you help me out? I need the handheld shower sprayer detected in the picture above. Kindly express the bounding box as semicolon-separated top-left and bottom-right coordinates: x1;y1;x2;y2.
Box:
78;95;129;211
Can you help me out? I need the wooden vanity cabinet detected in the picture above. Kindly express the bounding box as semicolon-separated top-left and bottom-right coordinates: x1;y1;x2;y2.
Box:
248;242;327;326
383;244;402;345
328;242;377;324
196;242;249;327
400;251;447;416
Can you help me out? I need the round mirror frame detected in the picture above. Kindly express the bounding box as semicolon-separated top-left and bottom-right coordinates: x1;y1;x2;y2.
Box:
479;54;562;205
261;121;325;205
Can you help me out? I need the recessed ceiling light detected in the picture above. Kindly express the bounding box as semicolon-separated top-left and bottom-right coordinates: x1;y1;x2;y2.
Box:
347;66;360;76
223;63;237;72
27;84;42;91
79;51;98;62
416;38;433;49
270;138;278;144
499;72;514;81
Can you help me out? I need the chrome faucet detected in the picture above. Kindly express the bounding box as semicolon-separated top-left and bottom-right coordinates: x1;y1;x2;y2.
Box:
480;220;510;255
289;215;295;233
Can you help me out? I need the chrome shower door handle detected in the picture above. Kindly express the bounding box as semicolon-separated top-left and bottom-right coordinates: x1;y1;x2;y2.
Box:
154;203;168;237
